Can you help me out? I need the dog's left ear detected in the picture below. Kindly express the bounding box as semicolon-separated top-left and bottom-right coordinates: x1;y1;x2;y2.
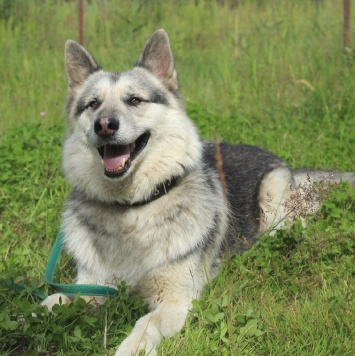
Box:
136;29;178;93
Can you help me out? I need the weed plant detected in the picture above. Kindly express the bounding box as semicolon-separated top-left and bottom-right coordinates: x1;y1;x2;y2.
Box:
0;0;354;354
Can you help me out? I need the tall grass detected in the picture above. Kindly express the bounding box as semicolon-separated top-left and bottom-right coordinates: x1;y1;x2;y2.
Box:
0;1;354;355
1;1;354;170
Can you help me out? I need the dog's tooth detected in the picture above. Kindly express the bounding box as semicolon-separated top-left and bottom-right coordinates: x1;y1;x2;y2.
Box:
122;158;126;168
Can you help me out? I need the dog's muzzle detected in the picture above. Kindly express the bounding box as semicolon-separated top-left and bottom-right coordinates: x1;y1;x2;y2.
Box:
97;131;150;178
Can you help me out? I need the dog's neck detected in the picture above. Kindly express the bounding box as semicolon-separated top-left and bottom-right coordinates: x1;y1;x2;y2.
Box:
119;176;179;207
73;176;180;207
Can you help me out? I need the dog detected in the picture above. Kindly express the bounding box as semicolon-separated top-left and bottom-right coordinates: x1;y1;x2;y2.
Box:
41;29;355;355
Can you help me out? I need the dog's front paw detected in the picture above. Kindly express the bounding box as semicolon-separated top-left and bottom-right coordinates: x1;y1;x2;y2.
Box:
114;334;157;356
41;293;72;312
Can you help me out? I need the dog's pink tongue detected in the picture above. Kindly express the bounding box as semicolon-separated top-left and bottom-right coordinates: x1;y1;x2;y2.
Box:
103;145;130;171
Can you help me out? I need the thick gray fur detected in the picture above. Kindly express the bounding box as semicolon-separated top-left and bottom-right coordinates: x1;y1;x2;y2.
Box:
41;29;355;355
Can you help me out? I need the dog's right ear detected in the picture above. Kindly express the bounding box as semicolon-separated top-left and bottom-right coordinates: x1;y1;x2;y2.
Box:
65;40;101;88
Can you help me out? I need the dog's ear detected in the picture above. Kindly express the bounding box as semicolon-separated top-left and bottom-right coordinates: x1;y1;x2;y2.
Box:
136;29;179;93
65;40;101;88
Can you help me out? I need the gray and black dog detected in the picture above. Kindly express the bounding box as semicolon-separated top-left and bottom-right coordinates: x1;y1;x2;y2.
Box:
41;29;355;355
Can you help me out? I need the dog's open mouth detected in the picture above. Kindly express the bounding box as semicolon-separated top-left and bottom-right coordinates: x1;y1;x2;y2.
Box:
97;132;150;178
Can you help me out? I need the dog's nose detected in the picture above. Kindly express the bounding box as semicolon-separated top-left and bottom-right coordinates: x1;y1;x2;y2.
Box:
94;117;119;137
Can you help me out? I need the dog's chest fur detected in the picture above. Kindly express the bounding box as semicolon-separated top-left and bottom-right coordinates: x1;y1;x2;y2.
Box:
62;168;227;288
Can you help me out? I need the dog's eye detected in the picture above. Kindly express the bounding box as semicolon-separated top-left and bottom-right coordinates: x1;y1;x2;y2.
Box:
129;97;141;106
89;100;100;109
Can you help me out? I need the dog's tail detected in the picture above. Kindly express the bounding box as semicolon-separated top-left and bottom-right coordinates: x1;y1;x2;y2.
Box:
282;169;355;224
293;169;355;189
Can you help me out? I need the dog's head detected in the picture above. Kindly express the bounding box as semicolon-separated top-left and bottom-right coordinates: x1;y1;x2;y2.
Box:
63;30;201;203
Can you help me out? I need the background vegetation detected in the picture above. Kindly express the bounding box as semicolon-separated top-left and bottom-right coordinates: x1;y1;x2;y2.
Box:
0;0;354;354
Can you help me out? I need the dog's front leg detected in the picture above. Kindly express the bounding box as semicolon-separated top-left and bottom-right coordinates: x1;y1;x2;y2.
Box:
41;293;72;311
115;301;189;356
41;292;106;311
41;272;108;311
115;263;202;356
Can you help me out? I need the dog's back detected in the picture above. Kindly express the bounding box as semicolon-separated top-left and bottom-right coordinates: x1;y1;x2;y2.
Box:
204;142;355;250
204;143;290;249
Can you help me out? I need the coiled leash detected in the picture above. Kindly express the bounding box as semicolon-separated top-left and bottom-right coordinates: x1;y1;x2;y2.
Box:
6;230;118;299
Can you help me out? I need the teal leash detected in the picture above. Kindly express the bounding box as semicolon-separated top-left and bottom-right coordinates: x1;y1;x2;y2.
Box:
6;230;118;299
5;280;47;300
44;230;118;297
44;229;118;297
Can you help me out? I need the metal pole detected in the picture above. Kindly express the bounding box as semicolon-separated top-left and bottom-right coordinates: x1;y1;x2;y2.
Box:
344;0;351;53
78;0;84;46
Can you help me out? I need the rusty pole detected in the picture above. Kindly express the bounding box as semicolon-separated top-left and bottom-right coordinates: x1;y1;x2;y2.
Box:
344;0;351;53
78;0;84;46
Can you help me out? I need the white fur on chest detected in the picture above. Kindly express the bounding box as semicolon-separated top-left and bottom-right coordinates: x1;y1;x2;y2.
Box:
62;181;220;289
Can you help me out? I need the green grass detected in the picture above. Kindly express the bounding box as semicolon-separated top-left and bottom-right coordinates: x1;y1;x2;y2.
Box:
0;0;354;354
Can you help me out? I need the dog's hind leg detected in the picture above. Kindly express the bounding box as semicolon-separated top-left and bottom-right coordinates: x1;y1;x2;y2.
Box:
258;166;294;235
